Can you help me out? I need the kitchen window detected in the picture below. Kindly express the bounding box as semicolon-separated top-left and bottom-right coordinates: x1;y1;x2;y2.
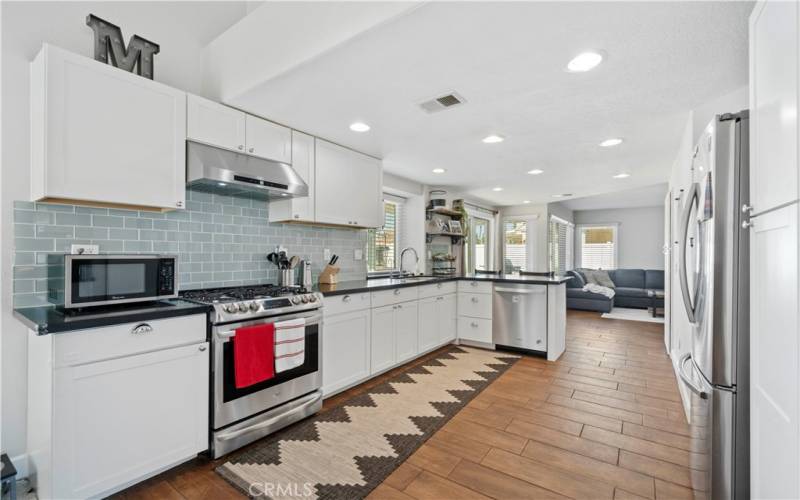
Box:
367;195;405;273
502;217;537;273
548;216;574;275
577;224;618;269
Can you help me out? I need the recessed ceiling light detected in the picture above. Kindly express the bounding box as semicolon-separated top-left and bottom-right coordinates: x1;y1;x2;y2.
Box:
349;122;370;132
600;138;623;147
432;168;446;174
613;173;631;179
566;51;604;72
523;200;531;204
552;193;573;198
492;187;503;192
527;169;544;175
482;134;505;144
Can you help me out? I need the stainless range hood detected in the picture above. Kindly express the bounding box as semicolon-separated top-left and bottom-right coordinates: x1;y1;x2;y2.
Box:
186;141;308;200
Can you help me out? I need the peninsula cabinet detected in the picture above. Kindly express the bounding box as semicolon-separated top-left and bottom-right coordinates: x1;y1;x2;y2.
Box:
186;94;292;164
315;139;382;228
30;44;186;211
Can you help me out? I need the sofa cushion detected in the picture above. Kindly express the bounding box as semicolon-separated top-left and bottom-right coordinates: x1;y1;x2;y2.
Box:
609;269;645;288
614;287;650;298
582;269;615;288
645;270;665;290
566;270;586;288
567;288;613;301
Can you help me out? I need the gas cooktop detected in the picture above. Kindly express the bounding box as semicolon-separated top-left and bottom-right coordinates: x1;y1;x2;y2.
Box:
180;284;322;323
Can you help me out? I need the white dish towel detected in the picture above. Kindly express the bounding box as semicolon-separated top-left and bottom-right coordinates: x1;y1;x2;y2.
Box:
274;317;306;373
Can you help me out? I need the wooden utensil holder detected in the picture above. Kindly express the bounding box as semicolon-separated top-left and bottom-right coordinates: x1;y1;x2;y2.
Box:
318;264;340;284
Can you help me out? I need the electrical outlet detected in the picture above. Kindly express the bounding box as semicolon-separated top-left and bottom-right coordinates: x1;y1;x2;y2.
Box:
323;249;331;262
70;244;99;255
354;249;363;261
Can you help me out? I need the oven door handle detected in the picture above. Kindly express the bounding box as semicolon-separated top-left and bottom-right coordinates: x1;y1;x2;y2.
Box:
216;313;322;340
215;391;323;442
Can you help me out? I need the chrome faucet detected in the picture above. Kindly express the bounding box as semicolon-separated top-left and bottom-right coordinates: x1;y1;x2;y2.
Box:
397;247;419;278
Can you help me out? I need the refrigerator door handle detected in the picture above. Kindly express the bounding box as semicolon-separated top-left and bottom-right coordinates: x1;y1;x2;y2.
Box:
678;352;708;399
678;182;700;324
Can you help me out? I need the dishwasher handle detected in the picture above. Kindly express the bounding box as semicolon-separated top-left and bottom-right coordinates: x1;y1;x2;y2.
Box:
495;287;546;294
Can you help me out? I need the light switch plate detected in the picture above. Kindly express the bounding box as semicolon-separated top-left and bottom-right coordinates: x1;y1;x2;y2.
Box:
354;249;363;261
323;249;331;262
71;244;99;255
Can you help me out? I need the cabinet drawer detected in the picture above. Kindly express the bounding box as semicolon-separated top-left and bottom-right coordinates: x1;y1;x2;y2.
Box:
457;317;493;344
458;280;493;294
323;292;371;315
54;314;207;367
458;292;493;319
418;281;457;299
371;287;419;308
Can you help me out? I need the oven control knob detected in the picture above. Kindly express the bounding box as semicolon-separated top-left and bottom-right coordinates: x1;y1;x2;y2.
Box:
237;303;248;313
249;302;259;312
291;296;302;305
225;304;238;314
309;295;317;303
301;295;309;304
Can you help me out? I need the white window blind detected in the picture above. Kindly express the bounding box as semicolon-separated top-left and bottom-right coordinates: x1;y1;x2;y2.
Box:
578;225;617;269
548;216;574;275
367;194;405;273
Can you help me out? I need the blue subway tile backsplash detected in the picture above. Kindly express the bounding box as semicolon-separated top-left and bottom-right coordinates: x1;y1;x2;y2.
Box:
12;188;368;308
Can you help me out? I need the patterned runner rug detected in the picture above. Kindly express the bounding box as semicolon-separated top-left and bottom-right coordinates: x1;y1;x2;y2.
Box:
217;346;519;499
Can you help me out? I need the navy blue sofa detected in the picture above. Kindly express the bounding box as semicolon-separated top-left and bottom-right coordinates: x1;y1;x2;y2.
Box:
565;269;665;313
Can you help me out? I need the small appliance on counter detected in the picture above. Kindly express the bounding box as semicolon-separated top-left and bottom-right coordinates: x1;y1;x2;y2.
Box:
300;259;313;289
46;254;177;309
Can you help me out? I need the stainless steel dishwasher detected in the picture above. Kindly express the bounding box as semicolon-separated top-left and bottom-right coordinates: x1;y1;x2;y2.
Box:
492;284;548;352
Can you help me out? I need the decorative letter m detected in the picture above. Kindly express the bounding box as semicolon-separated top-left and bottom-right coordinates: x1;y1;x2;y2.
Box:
86;14;160;79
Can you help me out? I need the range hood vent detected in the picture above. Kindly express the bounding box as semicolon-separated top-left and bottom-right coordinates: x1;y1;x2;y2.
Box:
186;141;308;200
419;91;466;113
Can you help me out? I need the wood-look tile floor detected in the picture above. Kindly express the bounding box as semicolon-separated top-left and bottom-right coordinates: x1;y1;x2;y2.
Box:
117;310;700;500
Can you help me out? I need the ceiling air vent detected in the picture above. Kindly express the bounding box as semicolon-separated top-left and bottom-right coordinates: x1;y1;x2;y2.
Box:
419;92;466;114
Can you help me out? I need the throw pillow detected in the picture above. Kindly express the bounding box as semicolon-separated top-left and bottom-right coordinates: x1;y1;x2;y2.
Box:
583;269;615;288
568;270;586;287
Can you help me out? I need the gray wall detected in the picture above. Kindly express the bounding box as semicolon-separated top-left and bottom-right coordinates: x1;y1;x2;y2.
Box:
12;188;368;308
573;206;664;270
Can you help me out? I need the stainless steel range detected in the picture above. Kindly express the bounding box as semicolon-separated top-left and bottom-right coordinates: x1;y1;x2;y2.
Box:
181;285;323;458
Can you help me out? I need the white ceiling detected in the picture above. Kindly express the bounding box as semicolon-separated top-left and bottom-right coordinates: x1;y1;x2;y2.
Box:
559;182;668;211
221;1;751;206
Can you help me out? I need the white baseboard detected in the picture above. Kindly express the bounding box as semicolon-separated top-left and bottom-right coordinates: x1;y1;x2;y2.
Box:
10;453;29;479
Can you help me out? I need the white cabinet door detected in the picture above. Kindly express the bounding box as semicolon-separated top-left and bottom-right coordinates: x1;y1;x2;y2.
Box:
418;296;440;353
31;44;186;210
186;94;246;153
750;0;798;213
322;309;370;396
458;317;492;343
395;301;419;364
439;294;457;344
269;131;315;223
315;139;382;228
750;205;800;498
52;342;208;499
371;305;396;374
245;115;292;163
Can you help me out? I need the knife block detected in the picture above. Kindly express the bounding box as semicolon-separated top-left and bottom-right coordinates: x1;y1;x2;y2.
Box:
318;265;340;285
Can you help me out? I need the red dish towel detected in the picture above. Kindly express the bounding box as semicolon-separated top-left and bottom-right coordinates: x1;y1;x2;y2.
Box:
233;323;275;389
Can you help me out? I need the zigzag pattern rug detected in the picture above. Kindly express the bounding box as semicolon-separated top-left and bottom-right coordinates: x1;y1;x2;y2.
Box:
216;346;519;499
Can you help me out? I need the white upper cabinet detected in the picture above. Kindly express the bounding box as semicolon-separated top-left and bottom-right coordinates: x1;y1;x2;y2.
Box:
186;94;246;152
269;131;315;223
245;115;292;163
186;94;291;163
315;139;382;228
30;44;186;210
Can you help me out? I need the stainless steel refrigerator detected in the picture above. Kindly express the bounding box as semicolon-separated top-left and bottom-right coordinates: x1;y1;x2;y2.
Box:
677;110;749;499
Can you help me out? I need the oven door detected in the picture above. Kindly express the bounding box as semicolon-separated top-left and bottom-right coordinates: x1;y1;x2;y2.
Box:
212;310;322;430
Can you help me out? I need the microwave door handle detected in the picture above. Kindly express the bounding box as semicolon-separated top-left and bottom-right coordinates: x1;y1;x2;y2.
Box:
678;183;699;324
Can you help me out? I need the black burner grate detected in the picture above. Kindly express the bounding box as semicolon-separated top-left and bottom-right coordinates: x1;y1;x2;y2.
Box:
180;285;307;304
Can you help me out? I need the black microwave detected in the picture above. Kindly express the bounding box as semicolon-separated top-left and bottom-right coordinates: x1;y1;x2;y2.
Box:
47;254;177;309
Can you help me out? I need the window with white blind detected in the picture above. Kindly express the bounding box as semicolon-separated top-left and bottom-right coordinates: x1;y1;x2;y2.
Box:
548;216;574;275
577;224;618;269
503;217;537;273
367;195;405;273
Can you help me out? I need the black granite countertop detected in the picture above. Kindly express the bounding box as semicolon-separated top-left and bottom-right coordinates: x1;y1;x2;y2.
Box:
315;274;570;297
13;299;210;335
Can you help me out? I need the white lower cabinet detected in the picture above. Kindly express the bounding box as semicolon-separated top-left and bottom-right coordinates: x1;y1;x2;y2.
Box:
27;314;208;500
439;294;457;344
370;304;398;374
322;308;371;396
458;317;493;343
457;285;493;344
395;301;419;364
419;294;457;352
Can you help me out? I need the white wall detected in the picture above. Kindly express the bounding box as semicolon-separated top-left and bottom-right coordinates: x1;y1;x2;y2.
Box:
0;0;247;467
573;206;665;270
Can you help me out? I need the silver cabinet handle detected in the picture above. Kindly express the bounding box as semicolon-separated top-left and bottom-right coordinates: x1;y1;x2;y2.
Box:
249;147;254;153
437;283;442;288
394;289;401;295
471;297;479;303
436;296;444;301
742;204;754;213
294;214;300;219
131;323;153;335
471;322;478;327
678;353;708;399
470;281;478;286
176;200;184;208
342;295;351;302
199;345;207;352
397;304;403;309
536;339;542;344
742;220;754;229
238;145;244;150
